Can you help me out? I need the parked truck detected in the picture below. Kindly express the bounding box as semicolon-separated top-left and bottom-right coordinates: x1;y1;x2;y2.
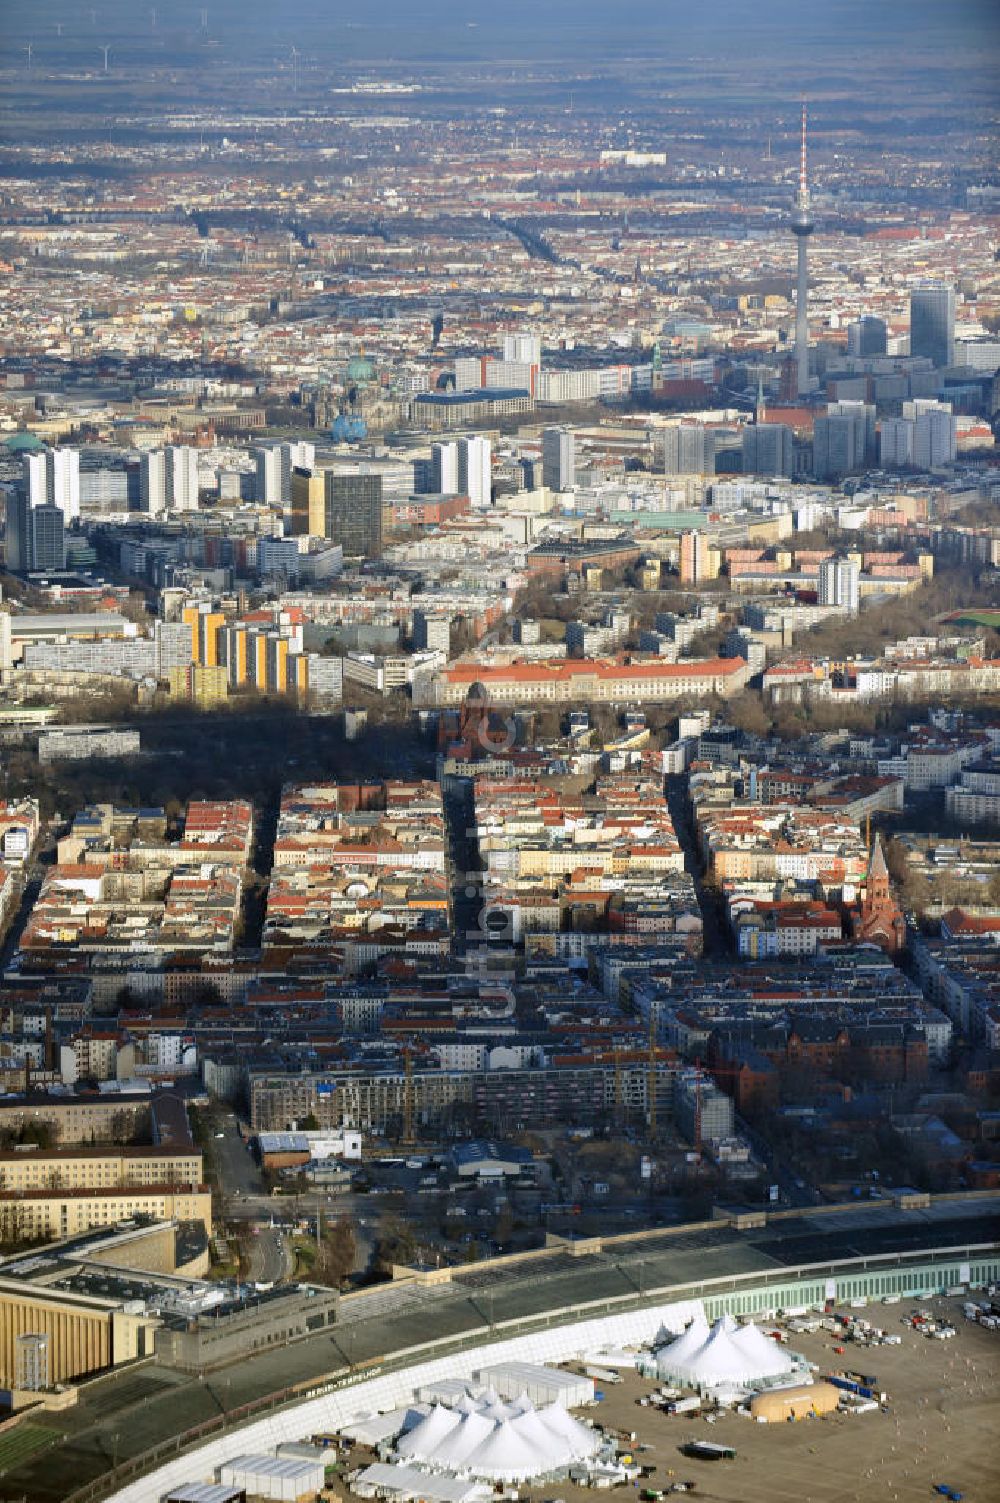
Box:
681;1441;736;1462
828;1376;884;1402
668;1396;702;1415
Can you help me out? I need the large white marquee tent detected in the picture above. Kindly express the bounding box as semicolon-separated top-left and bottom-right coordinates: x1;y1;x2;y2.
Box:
655;1312;798;1391
392;1393;601;1483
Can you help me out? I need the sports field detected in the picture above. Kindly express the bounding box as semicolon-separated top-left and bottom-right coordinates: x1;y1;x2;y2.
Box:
0;1421;56;1476
943;608;1000;630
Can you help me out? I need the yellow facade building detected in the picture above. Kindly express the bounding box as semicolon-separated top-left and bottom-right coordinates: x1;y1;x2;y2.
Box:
290;468;326;536
0;1281;159;1387
0;1186;211;1243
181;606;225;667
0;1146;203;1194
167;664;229;706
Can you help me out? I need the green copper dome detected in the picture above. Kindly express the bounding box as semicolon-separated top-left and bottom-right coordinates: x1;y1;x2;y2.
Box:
346;355;375;385
3;432;46;452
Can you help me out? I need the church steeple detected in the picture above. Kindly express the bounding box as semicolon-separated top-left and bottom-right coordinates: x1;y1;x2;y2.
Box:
857;836;905;954
866;837;890;903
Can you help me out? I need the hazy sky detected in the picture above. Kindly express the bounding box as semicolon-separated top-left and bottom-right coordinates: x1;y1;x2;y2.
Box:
5;0;1000;61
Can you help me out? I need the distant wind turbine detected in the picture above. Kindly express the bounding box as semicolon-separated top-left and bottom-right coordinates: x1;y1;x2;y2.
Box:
24;42;33;72
101;43;110;71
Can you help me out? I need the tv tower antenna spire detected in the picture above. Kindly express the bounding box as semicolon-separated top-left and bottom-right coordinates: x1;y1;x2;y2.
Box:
789;99;815;398
798;99;810;209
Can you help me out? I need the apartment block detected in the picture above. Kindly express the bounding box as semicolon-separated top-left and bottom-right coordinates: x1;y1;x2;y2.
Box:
420;656;749;708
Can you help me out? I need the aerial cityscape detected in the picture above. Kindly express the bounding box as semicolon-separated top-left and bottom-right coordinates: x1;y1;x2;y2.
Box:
0;1;998;1500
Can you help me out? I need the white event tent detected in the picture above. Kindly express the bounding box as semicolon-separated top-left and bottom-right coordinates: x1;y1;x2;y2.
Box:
655;1313;796;1392
389;1396;600;1483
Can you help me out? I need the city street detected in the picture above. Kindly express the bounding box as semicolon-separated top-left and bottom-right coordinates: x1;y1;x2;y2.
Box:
245;1225;292;1285
210;1113;263;1201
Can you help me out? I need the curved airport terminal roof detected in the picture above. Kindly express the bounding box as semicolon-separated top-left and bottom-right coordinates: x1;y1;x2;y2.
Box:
10;1193;1000;1503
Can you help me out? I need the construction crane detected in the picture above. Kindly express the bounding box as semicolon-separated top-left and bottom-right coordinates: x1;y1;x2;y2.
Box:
647;1014;657;1139
401;1048;415;1146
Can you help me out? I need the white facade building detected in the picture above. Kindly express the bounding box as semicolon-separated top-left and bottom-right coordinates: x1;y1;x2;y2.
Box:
458;436;491;508
431;441;460;494
879;417;913;468
502;333;541;366
255;443;315;510
139;450;167;514
817;557;860;615
164;447;200;512
911;406;957;470
23;448;80;521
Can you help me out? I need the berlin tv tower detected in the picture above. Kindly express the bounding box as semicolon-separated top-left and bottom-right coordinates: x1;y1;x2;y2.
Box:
789;102;814;397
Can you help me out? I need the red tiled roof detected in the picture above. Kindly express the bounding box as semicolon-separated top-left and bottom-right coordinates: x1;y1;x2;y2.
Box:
441;656;744;685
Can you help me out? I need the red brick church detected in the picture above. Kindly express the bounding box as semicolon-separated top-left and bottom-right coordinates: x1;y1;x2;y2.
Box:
846;837;906;954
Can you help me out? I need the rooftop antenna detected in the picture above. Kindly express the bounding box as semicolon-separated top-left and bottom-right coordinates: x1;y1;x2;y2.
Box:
24;42;33;72
101;43;110;71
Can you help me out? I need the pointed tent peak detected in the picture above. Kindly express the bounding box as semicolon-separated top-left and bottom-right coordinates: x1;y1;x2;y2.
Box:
395;1404;462;1459
656;1315;711;1366
655;1311;706;1346
730;1321;797;1377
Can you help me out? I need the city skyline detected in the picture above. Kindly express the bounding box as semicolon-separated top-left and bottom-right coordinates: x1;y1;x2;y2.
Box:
0;5;997;1501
